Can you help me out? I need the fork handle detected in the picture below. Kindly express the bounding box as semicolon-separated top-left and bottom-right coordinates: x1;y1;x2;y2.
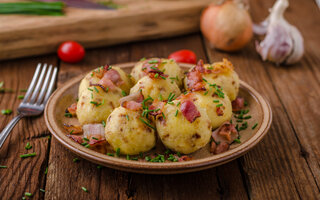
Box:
0;114;24;149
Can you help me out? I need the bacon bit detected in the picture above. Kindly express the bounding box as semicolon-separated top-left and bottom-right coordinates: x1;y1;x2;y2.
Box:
83;124;105;139
232;97;245;111
180;100;201;123
98;78;117;90
66;103;77;116
149;100;165;117
89;139;106;146
119;91;144;106
89;83;109;93
102;69;124;86
92;68;105;79
176;92;195;102
186;60;207;91
67;135;83;144
211;122;239;154
122;101;142;111
63;124;82;134
216;106;224;116
214;142;229;154
178;155;192;161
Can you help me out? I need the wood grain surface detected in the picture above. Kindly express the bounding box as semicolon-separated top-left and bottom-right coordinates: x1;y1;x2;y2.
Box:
0;0;319;199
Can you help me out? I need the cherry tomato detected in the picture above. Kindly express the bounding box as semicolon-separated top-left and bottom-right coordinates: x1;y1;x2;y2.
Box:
57;41;85;63
168;49;197;64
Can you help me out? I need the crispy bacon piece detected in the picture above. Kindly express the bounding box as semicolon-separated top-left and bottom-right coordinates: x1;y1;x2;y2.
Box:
67;135;83;144
180;100;201;123
211;122;239;154
178;155;192;161
66;103;77;116
232;97;245;112
63;124;83;134
98;78;117;91
83;124;105;140
186;60;206;91
122;101;142;111
148;100;165;117
103;69;124;86
216;106;224;116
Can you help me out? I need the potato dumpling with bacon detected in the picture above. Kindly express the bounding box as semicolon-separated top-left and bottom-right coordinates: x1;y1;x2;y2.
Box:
193;92;232;129
130;76;181;101
78;65;132;97
154;96;212;154
184;59;239;101
105;106;156;155
130;58;184;87
76;85;123;125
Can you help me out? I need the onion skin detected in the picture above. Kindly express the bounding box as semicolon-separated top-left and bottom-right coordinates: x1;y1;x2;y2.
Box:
200;1;253;52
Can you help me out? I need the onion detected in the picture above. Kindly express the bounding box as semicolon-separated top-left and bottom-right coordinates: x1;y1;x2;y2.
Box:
200;0;253;52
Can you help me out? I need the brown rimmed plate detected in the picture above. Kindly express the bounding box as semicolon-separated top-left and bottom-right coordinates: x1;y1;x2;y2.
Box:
45;62;272;174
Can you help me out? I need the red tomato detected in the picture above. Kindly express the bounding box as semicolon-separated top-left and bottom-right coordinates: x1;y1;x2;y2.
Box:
168;49;197;64
57;41;85;63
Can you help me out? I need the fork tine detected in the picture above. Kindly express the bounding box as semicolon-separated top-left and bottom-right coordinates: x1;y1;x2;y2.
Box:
29;64;47;104
22;63;42;103
36;65;53;105
43;67;58;105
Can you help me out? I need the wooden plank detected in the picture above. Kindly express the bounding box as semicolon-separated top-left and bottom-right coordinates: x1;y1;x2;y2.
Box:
0;56;57;199
203;0;320;198
0;0;212;61
45;33;249;200
250;0;320;187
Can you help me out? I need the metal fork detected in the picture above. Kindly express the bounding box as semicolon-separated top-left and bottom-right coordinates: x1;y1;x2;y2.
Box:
0;63;58;149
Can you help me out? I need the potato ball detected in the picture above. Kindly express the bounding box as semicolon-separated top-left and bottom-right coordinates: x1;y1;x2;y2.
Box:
192;92;232;129
76;85;122;125
184;59;239;101
105;107;156;155
130;58;184;87
130;76;181;101
155;99;212;154
79;66;132;97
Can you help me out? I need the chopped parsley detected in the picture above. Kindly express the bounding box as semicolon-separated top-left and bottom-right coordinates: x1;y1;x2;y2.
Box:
167;154;178;162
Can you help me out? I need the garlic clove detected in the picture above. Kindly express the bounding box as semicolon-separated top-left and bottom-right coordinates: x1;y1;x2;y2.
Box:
254;0;304;65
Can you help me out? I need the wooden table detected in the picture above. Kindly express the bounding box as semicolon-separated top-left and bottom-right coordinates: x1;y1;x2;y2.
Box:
0;0;319;199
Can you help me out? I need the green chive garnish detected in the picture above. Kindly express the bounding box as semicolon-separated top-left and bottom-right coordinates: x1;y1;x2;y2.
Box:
1;109;12;115
175;110;178;117
40;189;45;193
64;113;72;118
252;123;258;130
20;152;36;158
126;155;130;160
82;187;88;192
176;102;181;107
92;137;99;140
44;167;48;174
84;144;90;148
20;89;28;92
116;148;120;157
244;115;251;119
107;153;114;156
94;87;99;93
213;100;219;103
126;115;129;121
121;90;127;96
0;165;7;168
87;88;93;91
97;165;102;169
154;73;159;78
102;120;106;127
216;104;223;107
73;158;80;163
83;138;89;141
18;95;24;99
139;117;156;130
234;139;241;143
148;60;158;64
25;192;32;197
25;142;32;150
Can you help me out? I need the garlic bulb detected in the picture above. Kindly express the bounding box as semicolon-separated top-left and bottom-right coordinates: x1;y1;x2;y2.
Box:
254;0;304;65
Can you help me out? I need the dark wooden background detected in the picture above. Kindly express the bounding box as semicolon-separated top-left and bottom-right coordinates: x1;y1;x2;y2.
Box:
0;0;319;199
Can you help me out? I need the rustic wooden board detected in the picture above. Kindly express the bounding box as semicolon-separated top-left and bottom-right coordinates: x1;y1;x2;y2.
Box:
0;0;211;61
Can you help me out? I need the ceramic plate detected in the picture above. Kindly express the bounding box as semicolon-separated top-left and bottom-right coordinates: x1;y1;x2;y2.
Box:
45;62;272;174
